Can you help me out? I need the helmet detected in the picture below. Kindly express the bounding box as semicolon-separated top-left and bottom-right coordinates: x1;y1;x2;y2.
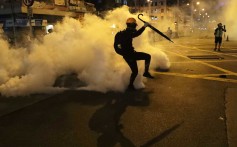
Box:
126;18;137;24
126;17;137;28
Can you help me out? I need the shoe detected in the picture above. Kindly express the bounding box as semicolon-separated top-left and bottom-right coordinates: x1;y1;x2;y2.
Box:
127;84;136;91
143;72;154;79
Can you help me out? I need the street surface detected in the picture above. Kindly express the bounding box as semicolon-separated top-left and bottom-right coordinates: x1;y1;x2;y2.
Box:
0;37;237;147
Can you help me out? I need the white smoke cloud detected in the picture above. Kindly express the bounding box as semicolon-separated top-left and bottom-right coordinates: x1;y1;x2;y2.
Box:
223;0;237;39
0;6;170;97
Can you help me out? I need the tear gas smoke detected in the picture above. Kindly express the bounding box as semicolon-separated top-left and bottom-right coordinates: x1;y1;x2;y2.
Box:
223;0;237;39
0;6;170;97
185;0;237;39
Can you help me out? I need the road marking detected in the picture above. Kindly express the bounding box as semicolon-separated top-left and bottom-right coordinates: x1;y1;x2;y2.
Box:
176;44;237;58
156;72;237;84
162;45;237;76
163;49;237;75
170;60;237;64
156;42;237;83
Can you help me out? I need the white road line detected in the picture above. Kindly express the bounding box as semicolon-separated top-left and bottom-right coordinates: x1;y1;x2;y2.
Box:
156;72;237;84
156;43;237;83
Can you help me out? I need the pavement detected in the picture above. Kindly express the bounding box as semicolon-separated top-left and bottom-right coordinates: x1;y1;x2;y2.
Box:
0;36;237;146
226;88;237;147
0;94;50;117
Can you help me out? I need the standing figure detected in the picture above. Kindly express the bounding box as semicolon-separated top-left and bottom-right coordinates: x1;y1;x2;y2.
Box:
214;23;226;51
166;27;172;39
114;17;154;90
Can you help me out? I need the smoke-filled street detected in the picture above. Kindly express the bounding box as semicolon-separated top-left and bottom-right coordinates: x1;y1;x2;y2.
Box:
1;0;237;145
0;36;236;147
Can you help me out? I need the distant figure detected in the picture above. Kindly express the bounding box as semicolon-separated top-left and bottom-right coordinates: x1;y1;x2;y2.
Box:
114;17;154;90
214;23;226;51
166;27;172;39
174;22;179;38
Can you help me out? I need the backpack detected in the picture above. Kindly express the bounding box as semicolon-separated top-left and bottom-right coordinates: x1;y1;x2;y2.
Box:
114;31;125;55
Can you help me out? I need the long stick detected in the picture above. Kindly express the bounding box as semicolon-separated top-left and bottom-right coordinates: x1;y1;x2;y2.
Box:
138;14;174;43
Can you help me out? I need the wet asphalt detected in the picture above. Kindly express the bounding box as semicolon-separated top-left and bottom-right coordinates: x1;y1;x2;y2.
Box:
0;37;237;147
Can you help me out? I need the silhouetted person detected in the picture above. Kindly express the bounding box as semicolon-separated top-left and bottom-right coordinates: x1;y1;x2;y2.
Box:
89;98;136;147
114;17;154;90
214;23;226;51
166;27;172;39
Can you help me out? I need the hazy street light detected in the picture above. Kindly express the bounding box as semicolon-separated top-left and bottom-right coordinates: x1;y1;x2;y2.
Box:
191;1;202;29
147;0;152;17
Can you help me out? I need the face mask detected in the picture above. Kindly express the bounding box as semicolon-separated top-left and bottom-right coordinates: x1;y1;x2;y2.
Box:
127;23;137;29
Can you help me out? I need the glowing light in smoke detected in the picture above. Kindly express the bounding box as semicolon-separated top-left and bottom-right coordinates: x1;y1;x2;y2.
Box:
111;24;116;29
46;25;54;33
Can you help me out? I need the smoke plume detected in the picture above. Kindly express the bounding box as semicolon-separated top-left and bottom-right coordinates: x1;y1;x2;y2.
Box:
223;0;237;39
0;6;170;97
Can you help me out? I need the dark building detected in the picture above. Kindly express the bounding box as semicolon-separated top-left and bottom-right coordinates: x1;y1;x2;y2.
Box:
87;0;191;11
0;0;96;46
85;0;135;11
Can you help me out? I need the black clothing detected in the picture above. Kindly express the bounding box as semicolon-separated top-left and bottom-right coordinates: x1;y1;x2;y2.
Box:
214;27;226;44
114;26;153;88
124;52;151;86
114;27;145;56
214;25;226;51
126;23;137;29
215;37;222;44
